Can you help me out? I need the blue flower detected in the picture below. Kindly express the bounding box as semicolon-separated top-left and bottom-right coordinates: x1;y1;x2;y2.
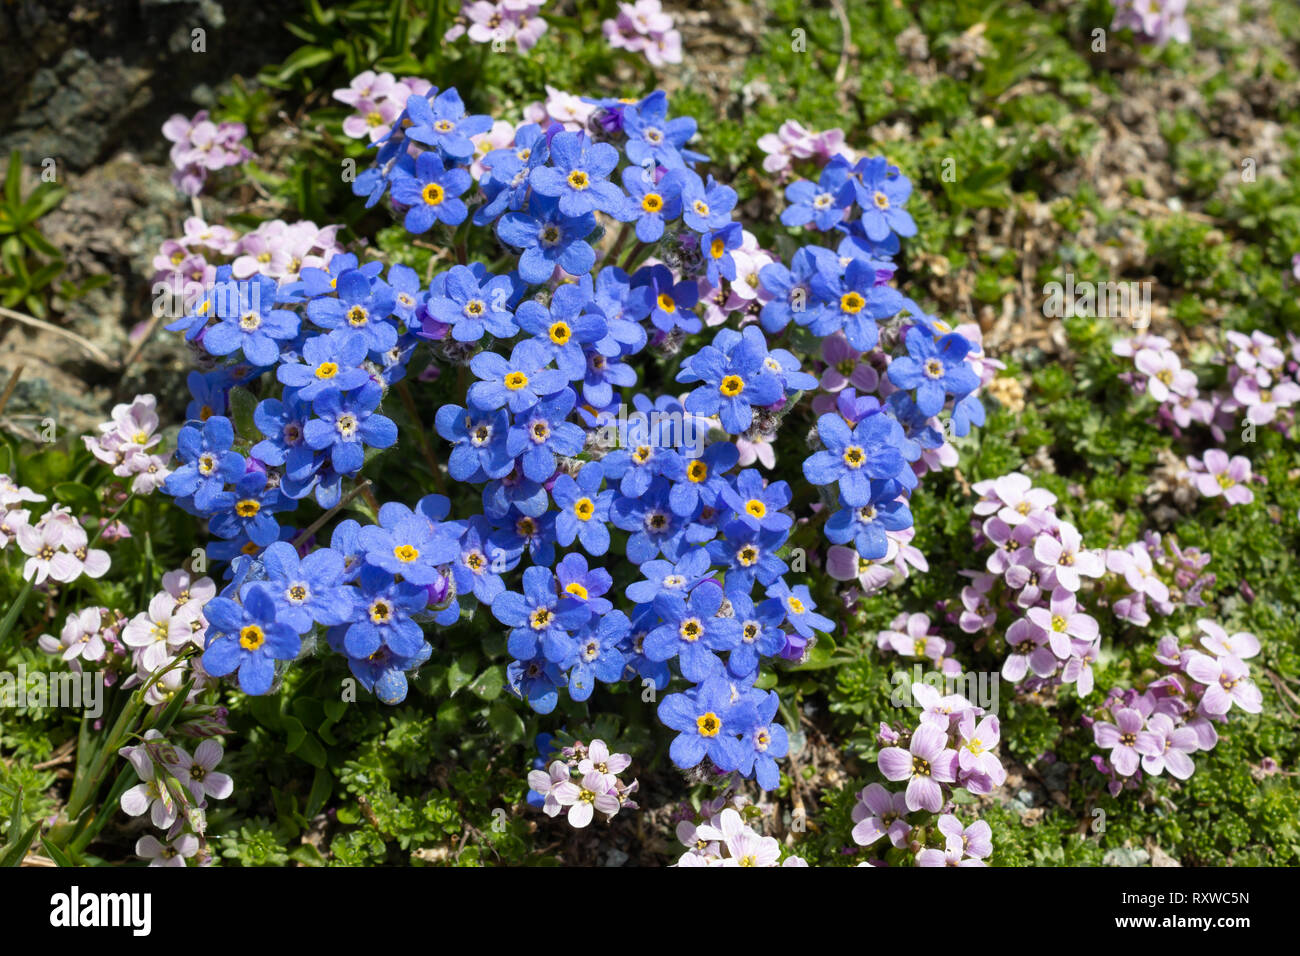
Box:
424;265;518;342
305;269;399;353
201;584;302;695
826;493;914;560
619;165;685;242
552;461;615;555
482;468;549;522
846;155;917;242
506;388;585;482
259;540;359;633
209;472;287;547
252;395;313;473
622;606;671;691
507;654;565;714
635;263;700;334
434;403;514;481
679;326;784;434
581;346;636;408
802;411;907;506
184;370;230;423
702;222;743;288
757;245;840;333
764;580;835;639
658;675;756;772
592;266;651;353
808;257;904;349
622;91;702;169
497;194;597;285
356;501;460;587
450;515;513;604
338;639;431;705
388;263;423;323
707;520;789;591
886;327;980;417
663;440;738;517
554;551;614;619
343;565;429;660
680;172;737;233
724;592;787;678
529;131;624;218
475;124;549;225
493;565;589;664
404;87;492;160
277;330;371;402
302;381;398;475
488;508;557;565
391;151;471;232
610;477;688;564
625;547;712;604
780;156;855;231
720;468;794;533
565;612;630;701
951;391;986;437
203;275;299;367
645;581;739;682
514;283;607;380
467;339;568;414
163;416;244;512
738;690;789;791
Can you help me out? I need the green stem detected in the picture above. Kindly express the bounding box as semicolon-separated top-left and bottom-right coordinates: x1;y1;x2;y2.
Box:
0;578;33;647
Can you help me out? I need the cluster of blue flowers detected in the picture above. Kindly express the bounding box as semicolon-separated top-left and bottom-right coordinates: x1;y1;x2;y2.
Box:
161;84;982;793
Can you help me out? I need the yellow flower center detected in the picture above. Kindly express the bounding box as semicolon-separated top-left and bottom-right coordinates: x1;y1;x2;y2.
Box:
719;375;745;397
394;544;419;563
574;497;595;520
567;170;590;189
505;371;529;390
239;625;265;651
840;292;865;314
565;582;589;601
548;321;571;345
688;461;709;483
842;445;865;468
641;193;663;213
315;361;339;379
422;182;445;206
696;712;721;737
235;499;261;517
746;499;766;518
657;293;675;313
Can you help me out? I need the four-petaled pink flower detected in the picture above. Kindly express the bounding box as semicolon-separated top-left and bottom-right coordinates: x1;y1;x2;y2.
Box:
878;724;959;812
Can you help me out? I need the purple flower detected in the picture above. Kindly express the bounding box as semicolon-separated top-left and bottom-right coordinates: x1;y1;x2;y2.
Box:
1185;652;1263;715
1093;707;1145;776
878;723;959;812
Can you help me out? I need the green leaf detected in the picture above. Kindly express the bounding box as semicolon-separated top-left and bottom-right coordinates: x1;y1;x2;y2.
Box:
40;836;75;867
487;701;525;744
0;822;39;867
447;652;477;696
289;844;326;866
305;768;333;818
467;665;505;701
4;151;20;207
228;386;259;440
283;715;307;752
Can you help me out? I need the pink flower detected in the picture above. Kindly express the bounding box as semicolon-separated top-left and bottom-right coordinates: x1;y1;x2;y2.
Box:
1093;707;1145;776
1002;617;1054;682
878;724;959;812
577;739;632;790
1135;713;1197;779
936;813;993;859
1196;619;1259;660
1026;588;1099;657
527;759;572;817
956;713;1006;785
136;833;199;867
122;593;193;672
1062;638;1099;696
1134;347;1196;402
850;783;912;847
1032;521;1104;591
167;739;234;805
1185;652;1262;715
1186;449;1254;505
1108;542;1170;603
551;770;620;827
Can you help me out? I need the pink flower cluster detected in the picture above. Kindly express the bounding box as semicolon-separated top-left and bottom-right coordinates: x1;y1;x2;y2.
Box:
7;496;111;587
120;727;232;867
602;0;682;67
1089;620;1260;795
856;694;1002;866
757;121;855;176
161;111;253;197
38;606;125;673
444;1;548;53
674;792;807;866
334;71;435;143
527;738;638;828
1115;329;1297;505
1111;0;1190;47
1106;530;1215;626
152;217;345;302
83;395;172;495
